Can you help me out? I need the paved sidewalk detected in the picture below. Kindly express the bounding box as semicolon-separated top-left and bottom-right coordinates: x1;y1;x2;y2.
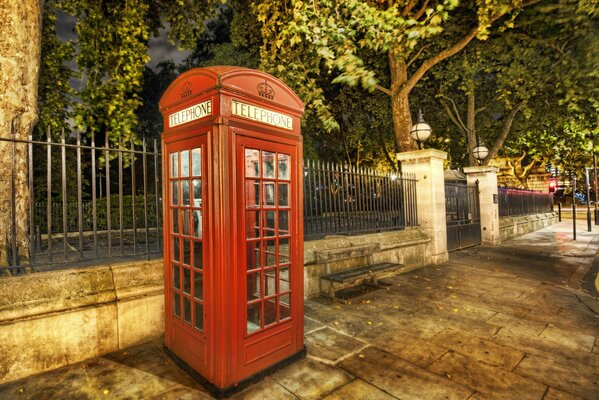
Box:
1;222;598;399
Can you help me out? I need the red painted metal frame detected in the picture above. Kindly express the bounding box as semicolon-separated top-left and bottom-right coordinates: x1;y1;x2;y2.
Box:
160;67;304;393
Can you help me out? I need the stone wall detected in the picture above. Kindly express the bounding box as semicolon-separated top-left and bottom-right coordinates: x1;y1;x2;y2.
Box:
499;212;559;242
0;228;432;384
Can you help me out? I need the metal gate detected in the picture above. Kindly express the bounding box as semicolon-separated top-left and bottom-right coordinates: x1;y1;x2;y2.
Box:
445;181;481;252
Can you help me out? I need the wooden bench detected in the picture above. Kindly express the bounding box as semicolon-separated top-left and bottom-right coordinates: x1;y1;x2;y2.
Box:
319;262;403;300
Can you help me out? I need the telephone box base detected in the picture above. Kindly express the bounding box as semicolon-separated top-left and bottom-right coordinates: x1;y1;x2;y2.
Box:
163;345;307;399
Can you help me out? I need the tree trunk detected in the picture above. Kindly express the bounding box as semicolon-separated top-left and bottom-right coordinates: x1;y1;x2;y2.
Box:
466;92;477;166
0;0;44;269
388;51;418;152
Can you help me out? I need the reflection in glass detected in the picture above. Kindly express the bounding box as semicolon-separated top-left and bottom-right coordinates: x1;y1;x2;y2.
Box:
264;298;276;326
182;181;190;206
279;238;290;263
193;241;203;269
262;151;275;178
264;183;275;207
279;294;291;320
245;149;260;178
264;211;276;237
193;179;202;206
279;210;289;234
247;302;261;333
265;270;276;296
183;239;190;265
184;297;191;323
247;273;261;301
182;209;190;236
245;180;260;208
183;268;191;294
194;302;203;331
194;272;203;300
192;210;202;238
173;263;180;290
171;181;178;205
279;267;290;292
278;153;290;179
266;240;276;266
171;153;178;178
172;208;179;234
181;150;190;177
174;293;181;317
246;210;260;239
173;237;180;262
278;183;289;207
192;148;201;176
246;241;261;270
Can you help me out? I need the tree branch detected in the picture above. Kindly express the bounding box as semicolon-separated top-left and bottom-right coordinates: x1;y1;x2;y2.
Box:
483;102;526;165
406;44;429;69
414;0;431;20
438;94;468;134
374;84;392;96
401;0;420;17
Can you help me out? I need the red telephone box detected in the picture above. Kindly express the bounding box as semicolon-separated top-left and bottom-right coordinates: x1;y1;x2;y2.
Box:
159;66;305;396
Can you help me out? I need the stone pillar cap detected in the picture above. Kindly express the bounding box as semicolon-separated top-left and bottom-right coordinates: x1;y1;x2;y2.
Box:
463;166;499;174
396;148;447;162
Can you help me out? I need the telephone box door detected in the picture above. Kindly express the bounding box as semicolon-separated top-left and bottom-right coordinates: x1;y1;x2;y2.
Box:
164;135;209;377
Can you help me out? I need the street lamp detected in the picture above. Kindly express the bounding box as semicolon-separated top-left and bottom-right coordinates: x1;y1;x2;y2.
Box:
472;144;489;165
410;109;432;150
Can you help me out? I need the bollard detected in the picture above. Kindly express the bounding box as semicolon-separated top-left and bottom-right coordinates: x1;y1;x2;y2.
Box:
558;202;562;222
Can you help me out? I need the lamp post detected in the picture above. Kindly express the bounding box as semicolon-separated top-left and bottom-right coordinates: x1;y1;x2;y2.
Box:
472;143;489;165
410;109;432;150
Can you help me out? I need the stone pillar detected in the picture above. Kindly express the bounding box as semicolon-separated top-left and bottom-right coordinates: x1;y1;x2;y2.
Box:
397;149;449;264
464;166;500;245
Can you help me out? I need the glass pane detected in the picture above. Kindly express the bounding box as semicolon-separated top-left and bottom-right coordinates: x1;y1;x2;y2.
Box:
172;208;179;234
279;267;290;292
265;297;276;326
245;149;260;178
279;294;291;320
170;153;178;178
173;237;180;262
264;211;276;237
278;183;289;207
265;240;276;267
192;210;202;239
183;268;191;294
193;179;202;207
278;153;290;180
182;209;190;236
174;293;181;318
184;297;191;323
194;272;203;300
192;148;201;176
181;150;190;177
279;210;289;235
246;241;261;270
171;181;178;205
265;269;276;296
264;183;275;207
193;241;203;270
246;210;260;239
182;181;190;206
183;239;190;265
279;238;290;264
173;263;180;290
194;302;203;331
262;151;275;178
245;180;260;208
247;302;261;333
247;272;261;301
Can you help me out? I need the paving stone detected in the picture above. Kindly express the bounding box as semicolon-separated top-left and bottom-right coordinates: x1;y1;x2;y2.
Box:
515;355;599;400
149;385;212;400
431;328;524;370
338;346;473;400
539;325;596;353
322;379;396;400
305;327;366;363
304;316;324;334
410;309;500;339
427;351;546;400
232;377;296;400
486;312;546;336
272;358;353;400
543;387;585;400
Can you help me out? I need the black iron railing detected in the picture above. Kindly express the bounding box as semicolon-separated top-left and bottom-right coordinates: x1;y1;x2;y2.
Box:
445;181;481;251
498;187;554;217
0;127;162;274
303;160;418;239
